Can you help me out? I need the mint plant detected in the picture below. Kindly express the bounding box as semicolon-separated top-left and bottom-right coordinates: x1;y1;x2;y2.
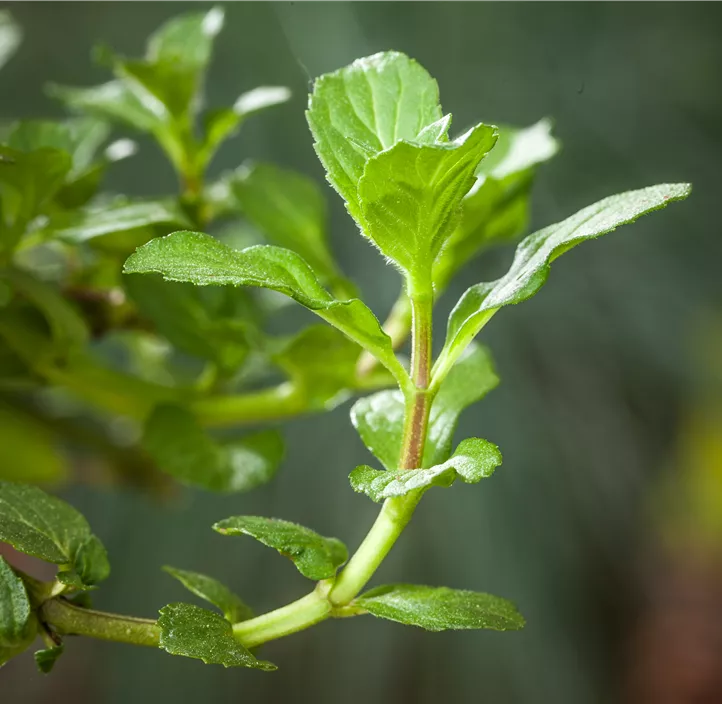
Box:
0;37;690;674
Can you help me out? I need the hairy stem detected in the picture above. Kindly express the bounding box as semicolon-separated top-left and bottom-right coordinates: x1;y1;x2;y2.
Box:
40;598;160;647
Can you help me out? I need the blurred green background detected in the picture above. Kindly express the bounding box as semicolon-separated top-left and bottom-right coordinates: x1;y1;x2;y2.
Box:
2;2;721;703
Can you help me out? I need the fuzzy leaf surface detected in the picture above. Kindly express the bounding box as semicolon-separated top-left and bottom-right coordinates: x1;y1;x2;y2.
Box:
357;584;525;631
350;437;502;502
0;481;109;586
142;405;283;493
163;566;253;623
213;516;347;581
357;123;497;282
307;51;443;221
439;183;692;375
0;556;35;666
158;603;275;670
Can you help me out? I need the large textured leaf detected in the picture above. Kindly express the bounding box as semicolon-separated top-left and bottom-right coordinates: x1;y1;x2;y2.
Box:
307;51;443;221
213;516;347;581
158;603;275;670
0;481;109;586
231;163;339;282
357;584;524;631
357;123;497;283
124;231;404;383
0;11;21;71
0;556;36;667
351;344;498;470
350;437;502;502
436;183;692;381
274;325;361;410
163;566;253;623
142;405;283;493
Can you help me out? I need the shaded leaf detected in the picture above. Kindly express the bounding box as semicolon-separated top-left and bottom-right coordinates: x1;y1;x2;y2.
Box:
0;481;110;586
232;162;338;281
124;232;403;382
0;556;36;667
437;183;692;379
351;344;497;470
307;51;443;221
357;584;525;632
350;437;502;502
158;603;275;670
44;198;191;245
274;325;361;410
213;516;347;581
34;644;64;674
142;405;283;493
163;566;253;623
357;123;497;283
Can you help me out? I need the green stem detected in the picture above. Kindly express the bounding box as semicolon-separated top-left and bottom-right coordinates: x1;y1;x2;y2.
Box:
40;598;160;647
232;587;332;649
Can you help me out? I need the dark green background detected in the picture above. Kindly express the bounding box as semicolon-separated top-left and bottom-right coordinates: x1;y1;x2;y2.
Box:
2;3;720;703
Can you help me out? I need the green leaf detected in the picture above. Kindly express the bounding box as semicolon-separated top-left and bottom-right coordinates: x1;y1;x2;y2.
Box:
213;516;347;581
356;584;525;632
0;481;110;586
43;198;191;245
48;80;164;134
124;274;252;373
274;325;361;410
158;603;275;670
350;437;502;502
0;556;36;667
0;11;21;71
142;405;283;493
146;6;224;71
199;87;291;169
351;344;498;470
433;119;559;291
0;403;66;483
163;566;253;623
307;51;443;221
231;162;339;282
123;232;404;384
436;183;692;380
34;644;64;674
357;123;498;284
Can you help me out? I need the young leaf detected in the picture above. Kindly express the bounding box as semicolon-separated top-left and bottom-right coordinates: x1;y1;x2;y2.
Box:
44;198;191;245
274;325;361;410
435;183;692;381
158;603;275;670
34;644;64;674
213;516;347;581
433;119;560;291
0;556;36;667
351;344;498;470
350;437;502;502
163;566;253;623
0;11;21;71
142;405;283;493
231;163;339;283
123;232;405;384
356;584;524;632
357;123;498;285
0;481;110;587
307;51;443;221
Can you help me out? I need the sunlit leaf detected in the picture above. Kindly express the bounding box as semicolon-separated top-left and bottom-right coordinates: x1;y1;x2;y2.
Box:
213;516;347;581
357;584;524;631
